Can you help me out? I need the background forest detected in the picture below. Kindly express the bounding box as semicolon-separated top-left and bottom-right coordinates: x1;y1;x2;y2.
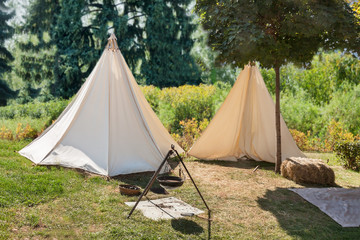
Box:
1;0;360;154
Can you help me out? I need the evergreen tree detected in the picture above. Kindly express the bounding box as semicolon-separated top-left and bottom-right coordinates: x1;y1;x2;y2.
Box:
15;0;60;102
0;0;16;106
15;0;200;100
52;0;98;98
88;0;143;71
141;0;200;87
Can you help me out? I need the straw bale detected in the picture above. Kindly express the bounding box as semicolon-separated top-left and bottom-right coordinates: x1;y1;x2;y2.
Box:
281;157;335;185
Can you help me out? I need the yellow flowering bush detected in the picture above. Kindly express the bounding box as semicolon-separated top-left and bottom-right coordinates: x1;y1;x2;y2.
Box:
15;123;38;140
140;85;161;113
171;118;209;151
289;129;309;151
326;119;355;151
159;84;216;132
0;126;14;140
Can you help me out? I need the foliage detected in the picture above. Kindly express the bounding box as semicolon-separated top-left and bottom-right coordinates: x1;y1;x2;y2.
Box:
324;84;360;135
14;0;59;102
15;123;38;140
290;119;358;153
140;85;161;113
190;21;239;85
0;126;13;140
13;0;200;101
195;0;359;69
351;1;360;24
159;84;216;132
0;0;16;105
280;89;323;135
326;119;355;151
171;118;209;151
289;129;310;151
261;52;360;105
334;141;360;171
0;99;69;120
52;0;98;98
141;0;201;87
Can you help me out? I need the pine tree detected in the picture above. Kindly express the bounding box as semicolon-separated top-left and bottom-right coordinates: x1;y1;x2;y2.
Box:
15;0;60;102
15;0;200;100
52;0;98;98
0;0;16;106
141;0;200;87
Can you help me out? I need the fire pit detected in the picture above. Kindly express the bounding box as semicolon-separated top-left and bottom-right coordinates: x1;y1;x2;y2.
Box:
157;176;184;190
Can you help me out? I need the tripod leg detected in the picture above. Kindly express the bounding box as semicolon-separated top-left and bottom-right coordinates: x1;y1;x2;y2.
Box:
127;150;173;218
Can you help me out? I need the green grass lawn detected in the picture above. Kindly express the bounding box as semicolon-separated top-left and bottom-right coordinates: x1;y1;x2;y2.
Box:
1;140;360;239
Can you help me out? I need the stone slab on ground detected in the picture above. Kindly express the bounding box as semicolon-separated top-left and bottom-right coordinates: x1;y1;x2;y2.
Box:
125;197;204;220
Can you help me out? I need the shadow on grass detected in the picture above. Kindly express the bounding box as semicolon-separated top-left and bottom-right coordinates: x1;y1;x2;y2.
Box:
257;187;360;239
196;158;274;171
171;218;204;235
112;158;184;193
113;171;176;194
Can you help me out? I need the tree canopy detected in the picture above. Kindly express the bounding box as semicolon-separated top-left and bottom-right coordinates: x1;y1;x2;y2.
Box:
196;0;360;69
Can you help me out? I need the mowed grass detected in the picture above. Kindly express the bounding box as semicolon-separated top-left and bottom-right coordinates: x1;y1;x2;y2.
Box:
1;140;360;239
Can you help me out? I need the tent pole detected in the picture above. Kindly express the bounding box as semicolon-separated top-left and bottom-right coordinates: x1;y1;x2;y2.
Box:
127;149;174;218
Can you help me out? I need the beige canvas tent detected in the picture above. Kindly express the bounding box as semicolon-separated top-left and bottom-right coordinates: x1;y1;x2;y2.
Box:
19;34;183;176
188;65;305;162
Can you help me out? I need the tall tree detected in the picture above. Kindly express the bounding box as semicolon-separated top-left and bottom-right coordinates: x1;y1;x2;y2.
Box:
15;0;60;102
141;0;201;87
16;0;200;100
90;0;145;73
52;0;98;98
0;0;16;105
196;0;360;172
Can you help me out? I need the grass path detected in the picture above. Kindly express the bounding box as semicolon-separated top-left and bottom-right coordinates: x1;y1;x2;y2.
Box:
1;140;359;239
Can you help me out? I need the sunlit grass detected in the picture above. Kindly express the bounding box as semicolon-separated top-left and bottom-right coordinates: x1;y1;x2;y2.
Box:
1;140;359;239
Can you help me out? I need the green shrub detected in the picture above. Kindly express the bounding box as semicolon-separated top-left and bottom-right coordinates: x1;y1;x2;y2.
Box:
0;99;69;120
158;84;216;132
334;141;360;171
280;90;324;135
324;84;360;135
140;85;161;113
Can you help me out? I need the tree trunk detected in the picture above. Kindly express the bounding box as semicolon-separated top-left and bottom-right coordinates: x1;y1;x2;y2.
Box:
275;65;281;173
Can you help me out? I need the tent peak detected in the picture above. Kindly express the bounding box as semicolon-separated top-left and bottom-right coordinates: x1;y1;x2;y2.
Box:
108;33;117;40
107;33;119;51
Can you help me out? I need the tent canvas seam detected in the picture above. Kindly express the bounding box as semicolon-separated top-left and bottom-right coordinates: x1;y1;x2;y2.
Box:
118;54;165;159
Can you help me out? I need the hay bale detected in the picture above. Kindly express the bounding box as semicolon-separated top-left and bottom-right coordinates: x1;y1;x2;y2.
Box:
281;157;335;185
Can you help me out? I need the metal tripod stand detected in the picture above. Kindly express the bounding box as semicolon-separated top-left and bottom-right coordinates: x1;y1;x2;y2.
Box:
127;145;212;239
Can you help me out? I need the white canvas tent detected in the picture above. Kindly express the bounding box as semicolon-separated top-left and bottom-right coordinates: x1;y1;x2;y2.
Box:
19;34;183;176
188;65;305;162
